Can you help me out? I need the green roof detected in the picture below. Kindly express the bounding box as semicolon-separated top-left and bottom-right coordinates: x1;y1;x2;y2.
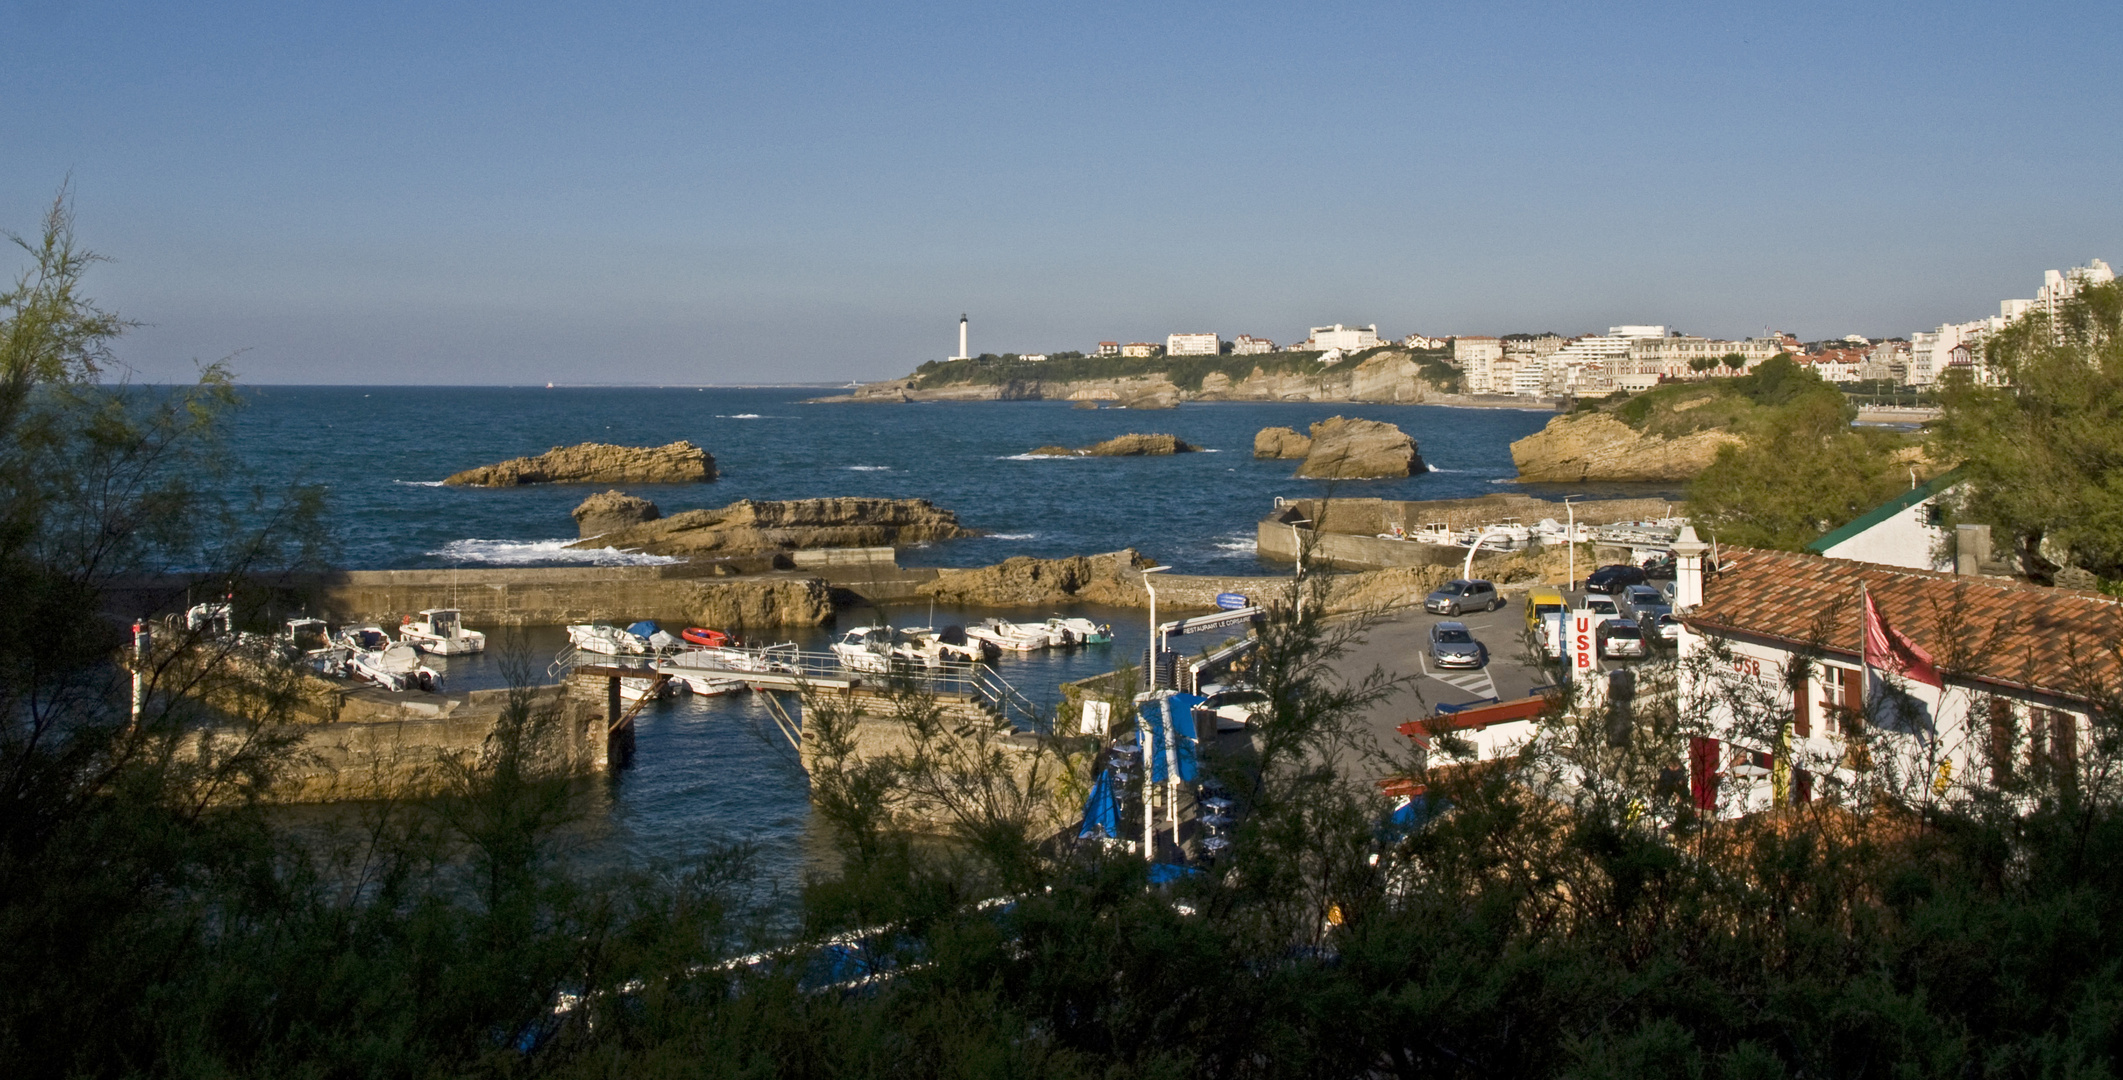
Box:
1806;466;1966;554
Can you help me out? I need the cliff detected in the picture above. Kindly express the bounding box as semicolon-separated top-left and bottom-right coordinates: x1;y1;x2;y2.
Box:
822;348;1462;405
577;497;973;557
1510;411;1740;482
444;441;716;487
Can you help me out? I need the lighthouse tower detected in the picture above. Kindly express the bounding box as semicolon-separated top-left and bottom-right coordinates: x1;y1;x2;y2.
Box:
951;314;970;361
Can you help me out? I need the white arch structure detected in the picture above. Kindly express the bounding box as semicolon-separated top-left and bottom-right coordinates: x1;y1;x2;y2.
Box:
1461;528;1516;581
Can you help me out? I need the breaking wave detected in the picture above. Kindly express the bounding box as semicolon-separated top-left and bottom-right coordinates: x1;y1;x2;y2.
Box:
393;479;447;487
990;532;1037;540
845;465;892;471
428;538;683;567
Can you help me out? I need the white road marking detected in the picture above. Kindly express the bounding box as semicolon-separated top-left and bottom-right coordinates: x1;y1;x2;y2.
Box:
1417;654;1498;700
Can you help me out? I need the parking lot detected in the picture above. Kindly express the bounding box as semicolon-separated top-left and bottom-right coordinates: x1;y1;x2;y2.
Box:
1328;585;1670;774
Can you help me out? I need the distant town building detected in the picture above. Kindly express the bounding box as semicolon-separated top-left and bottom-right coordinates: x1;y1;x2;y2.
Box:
1453;336;1504;393
1231;335;1277;355
1120;342;1162;359
1911;259;2116;384
1859;340;1909;382
1804;348;1865;383
1299;324;1380;352
1020;354;1048;363
1621;334;1782;390
1401;333;1447;350
1096;341;1121;358
1551;327;1667;394
1166;332;1222;357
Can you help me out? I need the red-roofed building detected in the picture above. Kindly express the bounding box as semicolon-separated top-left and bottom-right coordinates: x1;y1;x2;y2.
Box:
1675;535;2119;816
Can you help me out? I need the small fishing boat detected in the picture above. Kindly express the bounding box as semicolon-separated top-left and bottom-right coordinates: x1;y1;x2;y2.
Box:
345;636;442;693
619;674;685;703
282;617;351;676
669;672;748;696
1410;522;1456;545
966;618;1054;653
1043;616;1112;646
567;623;649;656
894;624;991;665
832;626;895;673
399;608;486;656
626;620;684;653
681;627;732;649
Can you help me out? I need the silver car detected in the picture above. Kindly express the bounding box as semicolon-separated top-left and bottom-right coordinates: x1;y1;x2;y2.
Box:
1429;621;1484;668
1619;584;1666;619
1424;579;1501;615
1598;619;1648;659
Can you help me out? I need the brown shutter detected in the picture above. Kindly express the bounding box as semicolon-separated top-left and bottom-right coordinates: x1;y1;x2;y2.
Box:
1792;681;1810;738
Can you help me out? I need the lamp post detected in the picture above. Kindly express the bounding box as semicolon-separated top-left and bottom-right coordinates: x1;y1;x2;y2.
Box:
1287;518;1311;617
1143;565;1171;690
1562;495;1581;590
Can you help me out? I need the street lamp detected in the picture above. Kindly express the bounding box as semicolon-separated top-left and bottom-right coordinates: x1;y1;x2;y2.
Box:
1561;495;1581;590
1142;565;1171;690
1287;518;1311;617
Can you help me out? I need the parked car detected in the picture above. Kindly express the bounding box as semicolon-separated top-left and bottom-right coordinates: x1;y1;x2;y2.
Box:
1429;621;1485;668
1641;555;1677;581
1194;686;1271;732
1654;611;1683;647
1584;594;1622;623
1619;584;1666;619
1424;579;1501;616
1598;619;1648;659
1585;564;1647;593
1525;586;1567;636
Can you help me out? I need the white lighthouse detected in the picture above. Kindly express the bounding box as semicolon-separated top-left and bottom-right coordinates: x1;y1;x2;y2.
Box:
952;313;970;361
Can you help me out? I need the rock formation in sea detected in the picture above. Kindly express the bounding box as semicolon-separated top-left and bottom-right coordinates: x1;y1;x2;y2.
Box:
1252;426;1312;460
444;441;717;487
572;491;661;537
1294;417;1425;478
917;550;1155;606
1509;412;1738;482
572;497;972;557
1027;433;1200;457
1115;384;1180;410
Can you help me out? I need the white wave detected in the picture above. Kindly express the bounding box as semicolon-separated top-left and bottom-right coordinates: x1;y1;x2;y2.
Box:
990;532;1037;540
393;479;447;487
1427;465;1462;473
1214;536;1259;554
429;538;683;567
997;452;1086;461
845;465;892;472
1200;448;1222;453
716;413;766;419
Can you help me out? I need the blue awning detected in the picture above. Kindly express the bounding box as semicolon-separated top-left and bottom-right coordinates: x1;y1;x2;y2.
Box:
1138;693;1203;784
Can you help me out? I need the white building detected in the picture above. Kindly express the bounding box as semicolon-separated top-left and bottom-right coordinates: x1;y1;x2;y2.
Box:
1232;334;1277;355
1120;342;1161;359
1301;324;1380;352
1453;336;1504;393
1402;333;1447;350
1548;327;1668;395
1166;332;1221;357
1805;469;1960;571
1096;341;1121;358
1911;259;2114;382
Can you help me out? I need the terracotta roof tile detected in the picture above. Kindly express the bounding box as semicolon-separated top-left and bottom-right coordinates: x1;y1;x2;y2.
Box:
1685;548;2123;702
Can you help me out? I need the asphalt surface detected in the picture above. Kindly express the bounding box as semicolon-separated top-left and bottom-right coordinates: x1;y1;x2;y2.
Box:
1326;587;1668;778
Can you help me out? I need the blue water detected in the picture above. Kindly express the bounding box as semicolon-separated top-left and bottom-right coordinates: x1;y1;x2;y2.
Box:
225;386;1562;900
228;386;1558;573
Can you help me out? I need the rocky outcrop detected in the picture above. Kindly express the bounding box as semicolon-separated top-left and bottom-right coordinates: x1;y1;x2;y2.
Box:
444;441;716;487
1510;413;1739;482
574;497;972;557
1029;433;1200;457
572;491;660;537
1295;417;1425;479
1253;426;1312;459
1116;383;1180;410
918;550;1155;607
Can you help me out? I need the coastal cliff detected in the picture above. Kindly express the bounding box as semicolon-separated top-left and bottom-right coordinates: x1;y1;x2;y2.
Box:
445;441;716;486
1510;412;1739;482
822;347;1465;405
575;497;972;557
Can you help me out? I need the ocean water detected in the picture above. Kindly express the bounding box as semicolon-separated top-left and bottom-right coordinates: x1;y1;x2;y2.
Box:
227;386;1561;573
223;386;1567;899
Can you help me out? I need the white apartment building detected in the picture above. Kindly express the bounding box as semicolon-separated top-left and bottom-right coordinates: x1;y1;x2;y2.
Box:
1301;324;1380;352
1548;326;1667;394
1911;259;2114;384
1453;336;1504;393
1510;363;1549;397
1120;342;1161;359
1166;332;1221;357
1096;341;1121;358
1231;335;1277;355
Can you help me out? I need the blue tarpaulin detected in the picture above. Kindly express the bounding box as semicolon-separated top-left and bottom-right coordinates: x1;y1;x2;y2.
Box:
1138;693;1203;784
1078;767;1122;839
625;620;660;640
1147;862;1203;886
1378;794;1448;843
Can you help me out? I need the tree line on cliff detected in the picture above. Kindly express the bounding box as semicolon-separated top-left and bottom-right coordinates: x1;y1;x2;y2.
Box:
13;193;2123;1077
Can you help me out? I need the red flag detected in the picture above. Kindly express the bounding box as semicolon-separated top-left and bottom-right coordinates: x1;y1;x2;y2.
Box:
1863;590;1942;688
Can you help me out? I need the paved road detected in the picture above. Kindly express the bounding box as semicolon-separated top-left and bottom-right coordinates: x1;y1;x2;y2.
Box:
1324;587;1667;779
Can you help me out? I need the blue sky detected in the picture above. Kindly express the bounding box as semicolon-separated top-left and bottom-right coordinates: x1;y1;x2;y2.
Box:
5;1;2119;384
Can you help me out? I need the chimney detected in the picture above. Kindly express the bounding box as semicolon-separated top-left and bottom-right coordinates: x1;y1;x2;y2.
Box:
1670;525;1709;611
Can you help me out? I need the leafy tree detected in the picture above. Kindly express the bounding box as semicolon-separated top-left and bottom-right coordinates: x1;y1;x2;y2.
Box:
1719;351;1746;370
1930;280;2123;579
1688;354;1719;372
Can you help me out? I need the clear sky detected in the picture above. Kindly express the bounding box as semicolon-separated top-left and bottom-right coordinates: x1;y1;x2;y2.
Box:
6;1;2120;385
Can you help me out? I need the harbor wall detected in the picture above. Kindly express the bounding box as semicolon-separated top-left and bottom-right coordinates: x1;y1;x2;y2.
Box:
292;566;836;629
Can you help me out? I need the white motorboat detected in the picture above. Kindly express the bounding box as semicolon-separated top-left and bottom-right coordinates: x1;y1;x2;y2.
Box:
966;618;1054;653
1411;522;1456;545
398;608;487;656
668;672;747;696
1043;616;1112;645
347;639;441;693
282;617;351;676
567;623;649;656
832;626;895;673
894;624;990;665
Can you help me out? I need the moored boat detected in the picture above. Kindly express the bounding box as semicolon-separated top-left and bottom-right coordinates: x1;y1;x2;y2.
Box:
831;626;895;673
567;623;649;656
399;608;486;655
681;627;732;649
1043;616;1112;645
966;618;1054;653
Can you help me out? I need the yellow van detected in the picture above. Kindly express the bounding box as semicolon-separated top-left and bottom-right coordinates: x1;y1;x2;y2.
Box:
1525;587;1567;635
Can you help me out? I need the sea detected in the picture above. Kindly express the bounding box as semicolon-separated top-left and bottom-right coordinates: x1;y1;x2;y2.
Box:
226;386;1575;901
